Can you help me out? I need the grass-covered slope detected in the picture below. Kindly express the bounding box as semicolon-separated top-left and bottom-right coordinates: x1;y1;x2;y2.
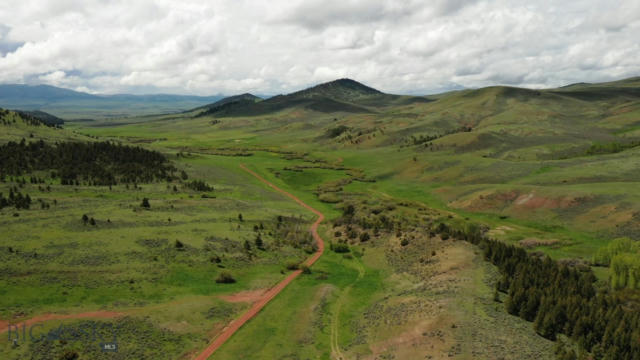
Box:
76;76;640;258
193;93;262;116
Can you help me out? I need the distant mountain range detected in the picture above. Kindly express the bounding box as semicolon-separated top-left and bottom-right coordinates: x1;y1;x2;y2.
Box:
0;84;225;119
4;76;639;121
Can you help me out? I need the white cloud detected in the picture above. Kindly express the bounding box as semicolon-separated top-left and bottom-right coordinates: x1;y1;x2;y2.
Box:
0;0;638;95
38;70;66;84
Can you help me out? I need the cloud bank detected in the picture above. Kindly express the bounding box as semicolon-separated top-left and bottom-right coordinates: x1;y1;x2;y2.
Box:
0;0;638;95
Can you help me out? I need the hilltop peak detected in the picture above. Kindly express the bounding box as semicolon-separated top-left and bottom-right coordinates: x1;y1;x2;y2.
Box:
323;78;381;92
290;78;383;100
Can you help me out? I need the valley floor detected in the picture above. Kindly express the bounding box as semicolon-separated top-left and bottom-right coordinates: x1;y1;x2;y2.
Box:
0;152;557;360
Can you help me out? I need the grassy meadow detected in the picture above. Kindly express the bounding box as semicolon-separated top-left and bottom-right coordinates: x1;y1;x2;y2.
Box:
1;77;639;359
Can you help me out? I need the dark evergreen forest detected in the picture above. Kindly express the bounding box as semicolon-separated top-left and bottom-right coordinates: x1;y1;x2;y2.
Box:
0;139;177;186
446;223;640;360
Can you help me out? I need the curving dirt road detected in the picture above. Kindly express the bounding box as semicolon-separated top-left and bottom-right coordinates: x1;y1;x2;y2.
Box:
193;164;325;360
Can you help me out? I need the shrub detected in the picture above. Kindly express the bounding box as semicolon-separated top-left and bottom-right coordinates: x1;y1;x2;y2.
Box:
326;125;349;138
593;237;638;266
301;265;311;274
333;243;350;253
359;232;370;242
141;198;150;208
400;238;409;246
286;262;300;271
255;234;264;250
185;180;213;192
60;350;79;360
215;271;236;284
343;204;355;217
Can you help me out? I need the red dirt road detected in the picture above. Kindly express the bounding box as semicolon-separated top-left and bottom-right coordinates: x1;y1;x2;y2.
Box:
193;164;325;360
0;311;124;334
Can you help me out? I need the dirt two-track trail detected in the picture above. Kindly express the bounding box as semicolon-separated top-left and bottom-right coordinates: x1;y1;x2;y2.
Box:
193;164;326;360
0;311;124;335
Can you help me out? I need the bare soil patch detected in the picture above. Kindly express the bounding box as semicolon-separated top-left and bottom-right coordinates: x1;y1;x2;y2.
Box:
219;288;268;304
519;237;561;249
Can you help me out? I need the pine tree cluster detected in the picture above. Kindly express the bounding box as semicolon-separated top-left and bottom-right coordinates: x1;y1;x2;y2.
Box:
447;223;640;360
185;180;213;192
0;108;60;127
0;139;177;185
0;187;32;209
